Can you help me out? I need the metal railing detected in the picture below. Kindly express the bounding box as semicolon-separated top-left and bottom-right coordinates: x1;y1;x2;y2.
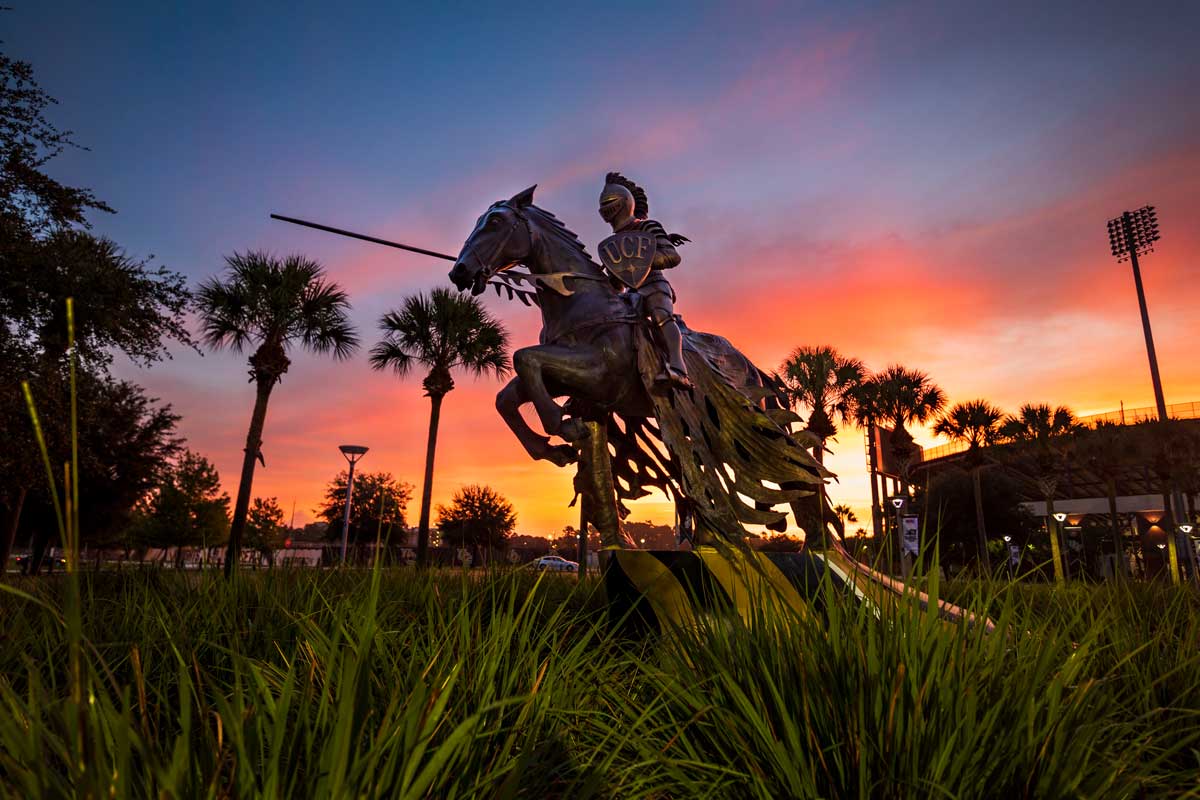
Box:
916;400;1200;463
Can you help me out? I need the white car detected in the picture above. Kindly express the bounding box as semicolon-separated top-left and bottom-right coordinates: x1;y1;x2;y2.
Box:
532;555;578;573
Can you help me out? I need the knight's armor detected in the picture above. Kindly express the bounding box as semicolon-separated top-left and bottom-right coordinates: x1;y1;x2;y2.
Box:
599;173;692;390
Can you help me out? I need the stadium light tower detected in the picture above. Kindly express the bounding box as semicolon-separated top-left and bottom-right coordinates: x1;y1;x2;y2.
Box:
1107;206;1189;582
1106;206;1165;420
338;445;369;564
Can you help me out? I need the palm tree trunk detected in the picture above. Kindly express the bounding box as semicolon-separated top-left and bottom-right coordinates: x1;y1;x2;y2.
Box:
225;379;274;578
1;487;27;577
1105;477;1125;580
416;392;445;568
813;439;829;548
972;466;992;574
866;428;883;557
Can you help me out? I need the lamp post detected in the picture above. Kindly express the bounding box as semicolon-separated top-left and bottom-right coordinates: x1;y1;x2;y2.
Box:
890;497;909;577
1051;512;1068;583
1106;206;1189;581
1179;523;1195;584
338;445;369;564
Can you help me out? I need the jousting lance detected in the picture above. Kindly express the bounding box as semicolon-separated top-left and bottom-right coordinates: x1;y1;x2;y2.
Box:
269;213;456;262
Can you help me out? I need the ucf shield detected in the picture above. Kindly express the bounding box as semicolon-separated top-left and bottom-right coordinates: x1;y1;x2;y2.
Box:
598;230;657;289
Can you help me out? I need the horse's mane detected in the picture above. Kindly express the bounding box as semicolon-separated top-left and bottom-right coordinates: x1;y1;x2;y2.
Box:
521;203;602;269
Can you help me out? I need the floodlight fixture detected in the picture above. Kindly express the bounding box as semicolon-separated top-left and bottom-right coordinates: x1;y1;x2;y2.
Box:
1106;206;1159;262
1157;543;1167;550
1180;524;1195;535
339;444;369;458
1052;512;1067;523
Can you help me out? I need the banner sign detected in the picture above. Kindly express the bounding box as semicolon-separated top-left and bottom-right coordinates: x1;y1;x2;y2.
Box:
901;515;920;557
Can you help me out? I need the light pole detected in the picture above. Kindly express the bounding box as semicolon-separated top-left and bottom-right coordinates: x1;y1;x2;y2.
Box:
890;497;908;577
1106;206;1189;580
1051;512;1068;582
1182;524;1197;583
338;445;368;564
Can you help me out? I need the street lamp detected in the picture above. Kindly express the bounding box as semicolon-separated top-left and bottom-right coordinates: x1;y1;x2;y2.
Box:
338;445;369;564
1180;524;1196;583
1048;512;1069;582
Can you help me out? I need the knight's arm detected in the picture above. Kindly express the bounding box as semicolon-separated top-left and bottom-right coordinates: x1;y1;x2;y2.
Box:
641;219;685;270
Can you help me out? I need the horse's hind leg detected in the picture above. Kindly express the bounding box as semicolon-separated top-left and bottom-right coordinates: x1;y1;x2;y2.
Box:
512;344;605;438
495;377;576;467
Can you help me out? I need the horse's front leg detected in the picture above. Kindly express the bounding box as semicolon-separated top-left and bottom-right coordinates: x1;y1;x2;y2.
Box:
495;377;576;467
512;344;605;439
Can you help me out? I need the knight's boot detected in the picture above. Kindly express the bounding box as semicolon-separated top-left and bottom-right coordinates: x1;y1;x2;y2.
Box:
654;318;694;392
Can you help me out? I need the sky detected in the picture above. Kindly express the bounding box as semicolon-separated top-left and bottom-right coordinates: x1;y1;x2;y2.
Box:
13;1;1200;536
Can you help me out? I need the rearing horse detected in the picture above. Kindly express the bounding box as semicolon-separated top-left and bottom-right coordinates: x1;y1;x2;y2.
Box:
449;185;838;547
449;185;657;465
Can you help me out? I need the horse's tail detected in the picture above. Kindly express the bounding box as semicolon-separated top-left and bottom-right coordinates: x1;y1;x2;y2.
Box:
636;326;830;545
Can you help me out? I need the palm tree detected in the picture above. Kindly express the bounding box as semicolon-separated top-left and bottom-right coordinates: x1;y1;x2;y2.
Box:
934;400;1004;573
370;288;509;567
1076;421;1138;579
850;378;887;551
779;346;863;545
869;365;947;477
779;346;865;465
852;366;944;567
999;403;1080;582
832;504;858;529
197;252;358;577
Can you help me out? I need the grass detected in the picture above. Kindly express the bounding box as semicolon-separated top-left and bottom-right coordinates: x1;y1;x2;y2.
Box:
1;567;1198;799
6;302;1198;797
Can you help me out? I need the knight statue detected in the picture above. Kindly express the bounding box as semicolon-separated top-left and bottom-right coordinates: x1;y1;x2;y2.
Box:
597;172;693;391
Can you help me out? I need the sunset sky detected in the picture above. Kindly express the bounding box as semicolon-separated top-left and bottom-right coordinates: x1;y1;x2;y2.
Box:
16;1;1200;536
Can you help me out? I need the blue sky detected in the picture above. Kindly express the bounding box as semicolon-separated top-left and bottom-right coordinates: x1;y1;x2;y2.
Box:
13;1;1200;533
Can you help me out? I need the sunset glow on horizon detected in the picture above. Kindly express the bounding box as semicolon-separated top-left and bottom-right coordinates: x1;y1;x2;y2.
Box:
17;1;1199;537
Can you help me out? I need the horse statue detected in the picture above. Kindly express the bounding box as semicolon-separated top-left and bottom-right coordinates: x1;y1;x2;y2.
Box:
445;185;995;632
447;184;842;549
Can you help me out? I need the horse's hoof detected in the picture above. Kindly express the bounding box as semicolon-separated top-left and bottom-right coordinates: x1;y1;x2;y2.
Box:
545;445;577;467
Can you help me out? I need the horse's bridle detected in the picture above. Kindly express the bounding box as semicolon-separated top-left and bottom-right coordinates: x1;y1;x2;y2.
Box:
462;201;528;285
463;201;610;295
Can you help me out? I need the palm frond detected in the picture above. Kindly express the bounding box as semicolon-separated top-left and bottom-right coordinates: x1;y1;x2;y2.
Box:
196;250;357;361
371;287;511;385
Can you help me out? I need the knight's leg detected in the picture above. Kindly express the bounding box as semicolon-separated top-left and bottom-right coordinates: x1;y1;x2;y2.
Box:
647;294;692;389
495;377;576;466
512;344;606;438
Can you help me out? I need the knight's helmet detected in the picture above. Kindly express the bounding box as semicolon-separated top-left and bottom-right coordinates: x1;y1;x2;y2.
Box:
599;172;649;230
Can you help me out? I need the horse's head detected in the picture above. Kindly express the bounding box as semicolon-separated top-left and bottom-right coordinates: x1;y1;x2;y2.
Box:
449;185;536;295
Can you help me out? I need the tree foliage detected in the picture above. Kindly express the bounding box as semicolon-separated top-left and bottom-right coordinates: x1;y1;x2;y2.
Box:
369;287;509;398
317;471;412;544
436;485;517;554
779;345;864;444
1;231;195;370
0;44;112;236
918;466;1041;570
246;497;287;563
131;450;230;551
